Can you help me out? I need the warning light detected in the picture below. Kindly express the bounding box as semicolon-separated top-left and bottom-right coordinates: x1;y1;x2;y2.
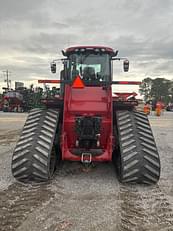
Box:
72;76;85;88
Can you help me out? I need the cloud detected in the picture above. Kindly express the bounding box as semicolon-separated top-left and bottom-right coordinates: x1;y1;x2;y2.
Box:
0;0;172;88
0;0;45;21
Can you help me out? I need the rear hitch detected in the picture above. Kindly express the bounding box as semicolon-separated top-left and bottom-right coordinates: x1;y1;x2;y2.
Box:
81;153;92;164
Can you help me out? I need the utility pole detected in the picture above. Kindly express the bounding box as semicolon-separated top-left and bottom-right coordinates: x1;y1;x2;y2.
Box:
3;70;11;90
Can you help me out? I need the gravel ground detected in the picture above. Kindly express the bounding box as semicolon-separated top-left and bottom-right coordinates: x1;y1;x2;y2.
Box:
0;111;173;231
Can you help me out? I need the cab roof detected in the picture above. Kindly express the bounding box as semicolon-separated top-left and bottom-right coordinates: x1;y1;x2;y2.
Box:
64;46;118;57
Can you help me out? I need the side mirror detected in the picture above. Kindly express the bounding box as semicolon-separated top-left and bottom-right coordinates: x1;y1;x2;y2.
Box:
123;59;129;72
50;62;56;73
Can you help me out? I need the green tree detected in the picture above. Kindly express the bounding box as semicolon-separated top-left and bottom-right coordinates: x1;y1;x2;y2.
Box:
139;77;153;101
140;77;173;104
151;78;171;104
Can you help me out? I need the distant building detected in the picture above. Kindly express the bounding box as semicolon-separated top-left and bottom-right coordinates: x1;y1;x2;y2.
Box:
15;82;24;89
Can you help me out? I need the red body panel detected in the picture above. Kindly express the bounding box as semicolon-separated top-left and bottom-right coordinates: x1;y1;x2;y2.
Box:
61;84;113;162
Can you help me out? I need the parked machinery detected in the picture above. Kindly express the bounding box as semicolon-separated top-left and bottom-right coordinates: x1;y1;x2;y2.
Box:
11;46;160;184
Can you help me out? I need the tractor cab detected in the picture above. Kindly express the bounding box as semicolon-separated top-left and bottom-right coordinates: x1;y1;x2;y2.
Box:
51;46;129;85
66;47;113;83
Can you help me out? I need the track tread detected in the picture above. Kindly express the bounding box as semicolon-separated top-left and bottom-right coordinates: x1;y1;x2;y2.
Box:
11;108;59;182
115;110;160;184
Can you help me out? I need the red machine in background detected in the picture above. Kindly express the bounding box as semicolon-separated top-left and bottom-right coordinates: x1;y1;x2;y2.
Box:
0;86;44;112
1;91;24;112
11;46;160;184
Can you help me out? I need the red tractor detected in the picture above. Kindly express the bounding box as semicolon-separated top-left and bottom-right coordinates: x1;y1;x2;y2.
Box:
11;46;160;184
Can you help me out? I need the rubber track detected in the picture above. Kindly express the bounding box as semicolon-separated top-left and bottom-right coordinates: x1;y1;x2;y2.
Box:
116;110;160;184
11;108;59;182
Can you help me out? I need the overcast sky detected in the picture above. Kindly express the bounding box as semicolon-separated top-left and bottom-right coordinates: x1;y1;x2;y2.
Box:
0;0;173;92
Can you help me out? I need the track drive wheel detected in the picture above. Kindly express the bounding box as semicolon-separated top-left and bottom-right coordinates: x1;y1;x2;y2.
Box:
11;108;60;182
115;110;160;184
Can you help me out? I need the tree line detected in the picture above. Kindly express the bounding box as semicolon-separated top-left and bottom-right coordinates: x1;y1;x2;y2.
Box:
139;77;173;104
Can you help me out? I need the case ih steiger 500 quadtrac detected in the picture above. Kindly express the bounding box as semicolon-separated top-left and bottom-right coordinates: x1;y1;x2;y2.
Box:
11;46;160;184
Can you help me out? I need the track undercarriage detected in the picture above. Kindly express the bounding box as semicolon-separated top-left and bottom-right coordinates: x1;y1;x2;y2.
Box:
115;110;160;184
11;107;160;184
12;109;60;182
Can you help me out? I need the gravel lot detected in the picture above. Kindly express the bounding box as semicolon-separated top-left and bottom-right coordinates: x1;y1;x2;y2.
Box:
0;111;173;231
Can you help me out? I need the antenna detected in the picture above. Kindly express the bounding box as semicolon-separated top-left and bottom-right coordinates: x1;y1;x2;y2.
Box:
3;70;11;90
